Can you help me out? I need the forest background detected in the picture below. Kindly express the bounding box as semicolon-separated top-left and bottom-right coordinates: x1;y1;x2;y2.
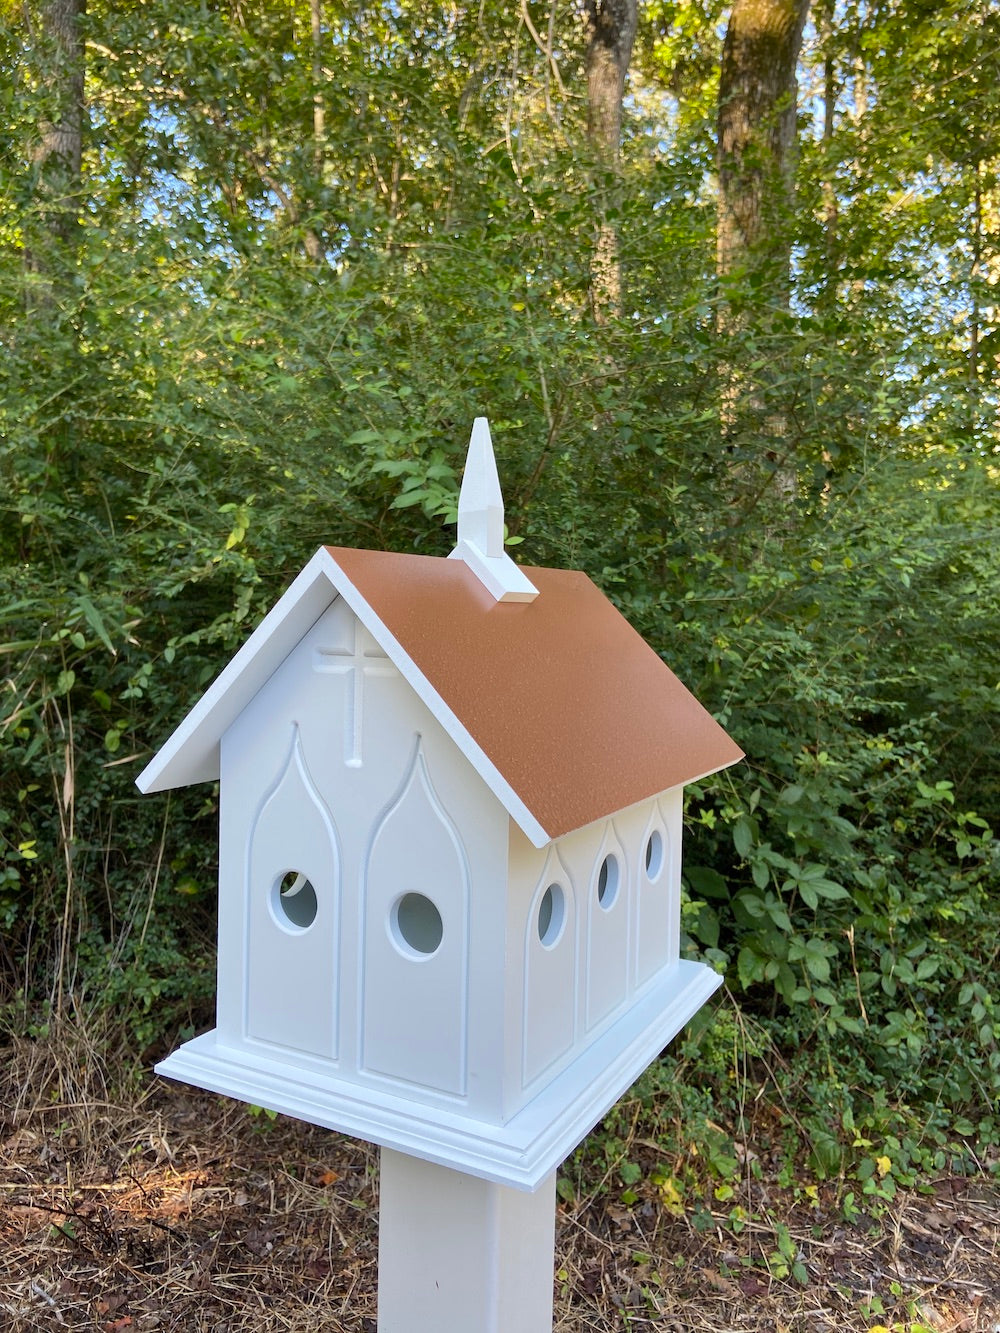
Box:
1;0;999;1241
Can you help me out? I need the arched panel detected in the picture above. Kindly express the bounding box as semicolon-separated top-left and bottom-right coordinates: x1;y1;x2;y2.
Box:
585;823;631;1031
522;849;577;1088
362;742;469;1095
246;726;341;1060
636;806;672;986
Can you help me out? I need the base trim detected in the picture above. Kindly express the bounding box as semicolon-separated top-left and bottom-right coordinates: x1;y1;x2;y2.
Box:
156;959;721;1190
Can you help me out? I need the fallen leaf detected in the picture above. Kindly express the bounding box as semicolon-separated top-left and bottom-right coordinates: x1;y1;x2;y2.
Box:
701;1267;740;1298
657;1175;685;1218
738;1275;768;1297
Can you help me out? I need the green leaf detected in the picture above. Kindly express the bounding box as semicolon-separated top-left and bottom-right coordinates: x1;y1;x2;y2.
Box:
812;880;850;901
685;866;729;900
805;951;831;983
620;1160;642;1185
738;946;764;988
778;784;805;805
391;490;430;509
738;892;766;919
733;817;753;859
78;595;115;654
556;1177;575;1203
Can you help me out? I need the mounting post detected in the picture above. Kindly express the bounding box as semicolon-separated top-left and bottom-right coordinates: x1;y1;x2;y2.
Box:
377;1148;557;1333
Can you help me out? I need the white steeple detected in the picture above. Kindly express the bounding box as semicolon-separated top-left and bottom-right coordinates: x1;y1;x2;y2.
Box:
448;418;539;603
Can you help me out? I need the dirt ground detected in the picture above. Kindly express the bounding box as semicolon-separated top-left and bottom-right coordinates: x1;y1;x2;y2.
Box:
1;1038;998;1333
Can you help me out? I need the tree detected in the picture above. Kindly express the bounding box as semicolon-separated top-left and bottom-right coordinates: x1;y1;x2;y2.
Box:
583;0;638;319
713;0;810;505
27;0;85;270
794;0;1000;454
717;0;810;293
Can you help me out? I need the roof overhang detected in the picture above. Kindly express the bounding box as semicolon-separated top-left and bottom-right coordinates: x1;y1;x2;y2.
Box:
135;548;553;847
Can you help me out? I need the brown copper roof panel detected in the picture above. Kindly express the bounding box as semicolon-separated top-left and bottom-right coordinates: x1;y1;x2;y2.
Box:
327;546;744;842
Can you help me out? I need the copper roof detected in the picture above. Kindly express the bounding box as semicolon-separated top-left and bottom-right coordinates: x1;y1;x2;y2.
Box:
326;547;743;842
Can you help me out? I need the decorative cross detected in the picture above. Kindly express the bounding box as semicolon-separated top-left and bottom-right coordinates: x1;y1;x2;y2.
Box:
314;621;394;767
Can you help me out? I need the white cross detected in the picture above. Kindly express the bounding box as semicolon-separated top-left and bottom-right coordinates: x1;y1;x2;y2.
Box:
315;622;394;767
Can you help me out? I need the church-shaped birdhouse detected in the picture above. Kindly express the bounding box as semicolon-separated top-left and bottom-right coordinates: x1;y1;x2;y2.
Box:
138;419;743;1191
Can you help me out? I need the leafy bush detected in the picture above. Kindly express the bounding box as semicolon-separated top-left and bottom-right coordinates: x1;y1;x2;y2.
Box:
1;0;997;1174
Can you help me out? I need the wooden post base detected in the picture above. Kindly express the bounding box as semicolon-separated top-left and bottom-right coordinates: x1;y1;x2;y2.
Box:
377;1148;557;1333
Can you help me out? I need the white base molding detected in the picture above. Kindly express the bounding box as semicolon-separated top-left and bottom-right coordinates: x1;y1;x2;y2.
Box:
156;958;721;1191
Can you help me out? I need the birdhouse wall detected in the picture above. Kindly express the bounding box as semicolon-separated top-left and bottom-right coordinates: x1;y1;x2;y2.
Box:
501;788;683;1123
215;594;509;1121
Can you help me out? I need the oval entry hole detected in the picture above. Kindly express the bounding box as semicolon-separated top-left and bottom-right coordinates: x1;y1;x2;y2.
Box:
645;830;664;880
275;871;318;930
537;883;565;947
393;893;443;956
597;855;619;910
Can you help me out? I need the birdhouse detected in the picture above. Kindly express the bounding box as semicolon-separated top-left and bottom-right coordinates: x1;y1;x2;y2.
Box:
138;418;742;1330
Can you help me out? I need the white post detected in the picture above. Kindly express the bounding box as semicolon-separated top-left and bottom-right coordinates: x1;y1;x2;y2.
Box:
377;1147;557;1333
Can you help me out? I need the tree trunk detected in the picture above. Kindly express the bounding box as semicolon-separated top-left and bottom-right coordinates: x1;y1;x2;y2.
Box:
819;0;838;297
29;0;86;268
717;0;810;291
717;0;809;508
305;0;324;260
583;0;637;321
970;162;982;385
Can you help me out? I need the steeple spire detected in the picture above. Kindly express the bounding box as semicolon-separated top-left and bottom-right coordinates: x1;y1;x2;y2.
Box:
448;418;539;603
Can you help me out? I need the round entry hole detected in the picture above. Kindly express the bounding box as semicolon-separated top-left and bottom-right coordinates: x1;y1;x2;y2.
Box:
537;883;565;947
275;871;318;930
597;855;619;910
393;893;443;956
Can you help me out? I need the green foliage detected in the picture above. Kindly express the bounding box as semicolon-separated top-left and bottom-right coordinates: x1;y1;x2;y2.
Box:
0;0;997;1178
666;448;1000;1128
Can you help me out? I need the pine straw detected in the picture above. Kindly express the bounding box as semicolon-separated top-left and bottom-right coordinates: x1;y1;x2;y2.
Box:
1;1031;998;1333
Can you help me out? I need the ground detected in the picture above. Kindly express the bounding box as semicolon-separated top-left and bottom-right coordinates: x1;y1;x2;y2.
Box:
1;1035;998;1333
